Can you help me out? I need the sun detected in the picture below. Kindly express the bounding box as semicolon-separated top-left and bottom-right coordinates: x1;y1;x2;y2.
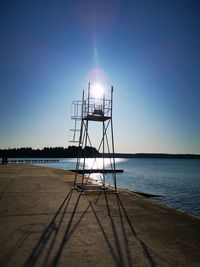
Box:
91;83;105;98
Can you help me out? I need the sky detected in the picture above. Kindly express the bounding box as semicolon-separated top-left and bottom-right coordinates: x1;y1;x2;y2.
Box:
0;0;200;154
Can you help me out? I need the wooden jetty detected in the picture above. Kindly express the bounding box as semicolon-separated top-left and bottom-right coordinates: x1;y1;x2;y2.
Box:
8;159;59;164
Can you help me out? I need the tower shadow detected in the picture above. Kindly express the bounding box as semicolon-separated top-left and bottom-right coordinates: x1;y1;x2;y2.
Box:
23;189;156;267
89;191;156;267
23;188;86;267
23;189;73;267
115;194;156;267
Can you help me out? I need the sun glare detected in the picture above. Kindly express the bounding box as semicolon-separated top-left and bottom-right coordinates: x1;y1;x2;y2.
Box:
91;83;105;98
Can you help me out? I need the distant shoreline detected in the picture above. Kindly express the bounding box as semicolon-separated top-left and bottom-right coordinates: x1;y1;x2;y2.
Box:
2;154;200;160
1;147;200;159
104;153;200;159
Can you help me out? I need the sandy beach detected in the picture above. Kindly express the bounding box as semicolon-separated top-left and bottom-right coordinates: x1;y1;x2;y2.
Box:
0;164;199;267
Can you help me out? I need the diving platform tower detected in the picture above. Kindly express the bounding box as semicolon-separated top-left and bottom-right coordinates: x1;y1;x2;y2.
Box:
70;83;118;194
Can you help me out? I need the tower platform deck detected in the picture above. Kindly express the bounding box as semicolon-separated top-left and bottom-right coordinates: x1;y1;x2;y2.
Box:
83;115;111;121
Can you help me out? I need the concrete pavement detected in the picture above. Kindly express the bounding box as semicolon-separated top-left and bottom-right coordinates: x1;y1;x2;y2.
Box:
0;164;199;267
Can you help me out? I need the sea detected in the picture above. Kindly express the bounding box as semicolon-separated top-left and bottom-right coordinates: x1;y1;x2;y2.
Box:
34;157;200;217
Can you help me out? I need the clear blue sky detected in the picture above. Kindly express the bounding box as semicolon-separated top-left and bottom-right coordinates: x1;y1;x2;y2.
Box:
0;0;200;153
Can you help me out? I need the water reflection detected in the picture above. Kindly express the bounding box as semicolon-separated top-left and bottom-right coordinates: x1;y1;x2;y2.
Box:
81;157;126;169
80;158;126;184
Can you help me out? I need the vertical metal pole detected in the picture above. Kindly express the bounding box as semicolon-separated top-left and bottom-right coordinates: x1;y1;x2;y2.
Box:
88;82;90;115
73;118;77;141
81;83;90;192
110;86;117;193
74;90;85;188
102;92;106;188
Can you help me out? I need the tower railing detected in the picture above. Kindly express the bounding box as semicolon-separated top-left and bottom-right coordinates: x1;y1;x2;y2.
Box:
71;99;112;120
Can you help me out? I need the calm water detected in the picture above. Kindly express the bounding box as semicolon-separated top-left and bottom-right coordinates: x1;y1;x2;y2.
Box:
34;158;200;217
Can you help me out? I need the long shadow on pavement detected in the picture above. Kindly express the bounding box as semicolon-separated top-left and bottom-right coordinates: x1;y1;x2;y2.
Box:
23;189;92;267
23;189;156;267
89;191;156;267
116;194;156;267
23;188;74;267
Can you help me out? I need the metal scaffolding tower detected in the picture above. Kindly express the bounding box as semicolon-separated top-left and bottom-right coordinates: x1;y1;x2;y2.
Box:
70;83;118;194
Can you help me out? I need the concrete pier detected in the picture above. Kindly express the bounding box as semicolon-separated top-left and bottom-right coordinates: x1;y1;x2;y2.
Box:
0;164;199;266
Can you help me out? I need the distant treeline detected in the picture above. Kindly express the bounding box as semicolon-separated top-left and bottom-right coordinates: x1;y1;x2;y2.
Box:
0;147;199;159
0;146;99;158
